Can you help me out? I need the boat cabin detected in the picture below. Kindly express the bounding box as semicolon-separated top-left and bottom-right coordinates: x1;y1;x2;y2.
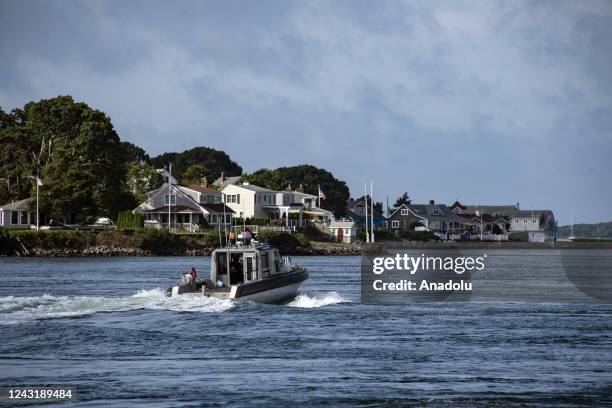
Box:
211;245;286;287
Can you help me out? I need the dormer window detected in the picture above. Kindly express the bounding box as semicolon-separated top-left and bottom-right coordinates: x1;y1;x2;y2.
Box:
164;194;176;205
432;207;440;216
401;208;409;216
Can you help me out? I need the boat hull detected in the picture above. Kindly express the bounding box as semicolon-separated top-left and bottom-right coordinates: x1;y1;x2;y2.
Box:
168;267;308;304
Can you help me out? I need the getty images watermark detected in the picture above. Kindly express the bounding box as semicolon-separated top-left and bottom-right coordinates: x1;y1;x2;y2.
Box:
361;243;612;303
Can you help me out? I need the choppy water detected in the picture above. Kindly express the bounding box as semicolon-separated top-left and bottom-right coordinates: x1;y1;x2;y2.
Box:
0;252;611;407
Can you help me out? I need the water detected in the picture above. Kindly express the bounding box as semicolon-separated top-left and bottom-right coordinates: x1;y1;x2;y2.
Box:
0;252;611;407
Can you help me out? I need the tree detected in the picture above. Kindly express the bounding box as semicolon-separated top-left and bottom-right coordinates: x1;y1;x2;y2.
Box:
126;162;164;203
242;164;350;216
394;192;411;208
120;141;150;164
180;164;209;185
0;96;136;222
150;146;242;182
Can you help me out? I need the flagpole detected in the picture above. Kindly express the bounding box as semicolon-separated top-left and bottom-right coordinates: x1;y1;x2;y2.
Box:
36;177;39;231
364;182;369;243
370;180;374;243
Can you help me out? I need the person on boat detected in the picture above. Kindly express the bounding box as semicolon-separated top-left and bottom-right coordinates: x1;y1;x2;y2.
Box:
228;230;237;246
243;228;252;245
190;267;197;282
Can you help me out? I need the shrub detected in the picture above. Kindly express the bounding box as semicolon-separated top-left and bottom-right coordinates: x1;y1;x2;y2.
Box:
9;230;95;250
256;231;299;254
116;211;144;230
233;217;269;226
0;227;17;254
292;232;311;248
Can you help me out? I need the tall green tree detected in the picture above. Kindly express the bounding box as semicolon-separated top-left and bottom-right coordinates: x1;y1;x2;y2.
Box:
150;146;242;182
393;192;411;208
180;164;209;185
0;96;136;222
126;162;164;203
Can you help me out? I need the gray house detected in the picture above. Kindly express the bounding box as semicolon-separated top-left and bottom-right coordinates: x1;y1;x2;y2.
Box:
0;198;33;229
134;180;234;231
387;201;465;235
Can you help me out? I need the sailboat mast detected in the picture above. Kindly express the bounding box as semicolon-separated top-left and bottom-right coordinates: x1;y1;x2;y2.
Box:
364;182;369;243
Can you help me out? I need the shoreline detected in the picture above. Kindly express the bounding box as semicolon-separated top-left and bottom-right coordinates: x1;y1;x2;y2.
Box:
2;240;612;258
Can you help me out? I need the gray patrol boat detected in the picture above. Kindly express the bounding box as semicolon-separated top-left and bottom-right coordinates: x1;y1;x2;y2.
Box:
167;242;308;303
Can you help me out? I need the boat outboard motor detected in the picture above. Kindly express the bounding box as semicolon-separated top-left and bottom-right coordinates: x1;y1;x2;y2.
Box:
180;273;193;286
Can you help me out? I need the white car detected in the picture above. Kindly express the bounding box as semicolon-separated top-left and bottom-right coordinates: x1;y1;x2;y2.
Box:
94;217;113;226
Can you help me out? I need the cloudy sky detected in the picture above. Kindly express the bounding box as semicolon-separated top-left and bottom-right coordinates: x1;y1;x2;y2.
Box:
1;0;611;223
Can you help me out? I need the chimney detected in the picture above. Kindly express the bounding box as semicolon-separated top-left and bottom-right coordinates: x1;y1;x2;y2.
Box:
285;184;292;192
297;184;304;193
220;172;224;184
429;199;435;205
201;177;208;188
516;202;520;209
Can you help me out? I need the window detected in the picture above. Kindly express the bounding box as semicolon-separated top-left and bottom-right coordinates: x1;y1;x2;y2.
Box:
524;219;528;223
432;207;440;216
401;208;409;216
237;194;240;204
514;219;519;223
164;194;176;205
20;211;28;225
392;220;400;229
532;219;537;223
11;211;18;225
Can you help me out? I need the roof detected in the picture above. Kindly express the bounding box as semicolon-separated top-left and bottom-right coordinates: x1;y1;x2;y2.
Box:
0;198;32;210
389;203;464;221
229;183;276;193
513;210;554;219
141;205;201;213
180;185;220;194
329;220;355;229
213;176;241;188
346;209;386;222
459;213;507;223
461;205;519;216
201;204;236;214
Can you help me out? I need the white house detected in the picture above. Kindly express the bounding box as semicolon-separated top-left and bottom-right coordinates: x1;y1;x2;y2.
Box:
328;220;357;243
134;179;233;230
510;210;556;242
221;182;333;225
0;198;34;229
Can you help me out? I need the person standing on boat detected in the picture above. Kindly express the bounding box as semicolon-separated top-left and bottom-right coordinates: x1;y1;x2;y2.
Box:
243;228;252;245
228;230;237;246
190;267;197;282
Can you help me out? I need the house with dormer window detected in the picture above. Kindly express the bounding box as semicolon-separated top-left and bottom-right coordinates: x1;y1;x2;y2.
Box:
386;200;464;234
134;178;233;230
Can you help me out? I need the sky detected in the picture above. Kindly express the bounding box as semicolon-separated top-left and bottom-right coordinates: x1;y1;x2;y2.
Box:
1;0;611;224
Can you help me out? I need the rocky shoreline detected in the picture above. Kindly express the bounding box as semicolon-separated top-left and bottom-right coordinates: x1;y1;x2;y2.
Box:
3;240;611;258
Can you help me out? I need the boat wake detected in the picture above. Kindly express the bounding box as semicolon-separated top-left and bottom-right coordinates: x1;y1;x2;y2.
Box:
287;291;347;308
0;289;234;324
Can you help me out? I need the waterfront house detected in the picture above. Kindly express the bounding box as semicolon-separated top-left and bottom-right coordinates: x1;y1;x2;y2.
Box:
386;201;465;236
509;210;556;242
221;182;333;226
346;198;386;230
0;198;33;229
134;178;233;231
328;220;357;243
